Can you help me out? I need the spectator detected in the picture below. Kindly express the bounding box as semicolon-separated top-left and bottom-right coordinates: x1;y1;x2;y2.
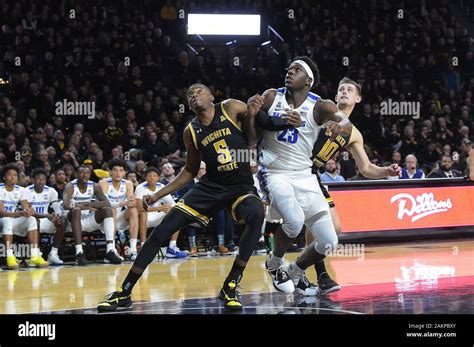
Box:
320;159;345;183
400;155;425;179
52;168;67;199
160;162;176;185
427;155;463;178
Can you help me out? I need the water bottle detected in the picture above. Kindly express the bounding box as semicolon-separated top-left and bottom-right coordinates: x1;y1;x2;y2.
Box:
118;231;126;245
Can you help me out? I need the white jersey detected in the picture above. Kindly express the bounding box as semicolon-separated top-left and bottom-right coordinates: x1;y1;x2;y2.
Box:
27;185;59;214
0;184;29;212
259;87;320;171
70;179;95;204
104;178;127;205
134;182;175;208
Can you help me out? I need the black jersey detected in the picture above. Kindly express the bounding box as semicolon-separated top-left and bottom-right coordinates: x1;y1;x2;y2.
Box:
312;125;355;169
187;102;254;188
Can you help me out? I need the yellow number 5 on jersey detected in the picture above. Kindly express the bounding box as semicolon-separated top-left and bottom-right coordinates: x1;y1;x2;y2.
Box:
213;139;233;164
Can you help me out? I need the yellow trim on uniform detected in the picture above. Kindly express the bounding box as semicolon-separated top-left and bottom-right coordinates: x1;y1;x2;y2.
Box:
230;194;259;223
175;201;209;226
187;123;199;149
347;124;359;146
313;158;324;168
220;102;242;132
325;197;333;203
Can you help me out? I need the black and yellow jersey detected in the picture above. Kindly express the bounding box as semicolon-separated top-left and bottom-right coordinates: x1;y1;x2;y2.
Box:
187;102;254;188
312;125;355;169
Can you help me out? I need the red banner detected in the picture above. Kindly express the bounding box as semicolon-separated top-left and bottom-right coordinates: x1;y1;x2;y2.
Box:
330;185;474;232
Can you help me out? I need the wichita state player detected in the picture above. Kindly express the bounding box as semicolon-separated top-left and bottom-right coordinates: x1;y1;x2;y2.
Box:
308;77;401;293
97;83;300;312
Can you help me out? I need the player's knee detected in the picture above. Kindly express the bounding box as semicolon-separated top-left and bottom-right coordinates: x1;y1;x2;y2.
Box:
314;233;338;255
282;219;304;238
71;208;81;216
237;198;264;224
129;207;138;216
27;216;37;231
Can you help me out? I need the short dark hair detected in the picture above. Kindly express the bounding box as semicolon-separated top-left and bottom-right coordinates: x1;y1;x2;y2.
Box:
108;158;129;171
2;163;20;178
338;77;362;96
32;168;48;178
441;155;453;161
78;164;91;172
145;166;160;176
187;83;211;95
293;56;320;88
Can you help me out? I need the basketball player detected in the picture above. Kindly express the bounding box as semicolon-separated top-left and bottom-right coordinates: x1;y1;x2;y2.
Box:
0;164;48;268
97;83;298;312
307;77;401;294
134;167;187;258
62;165;122;265
99;159;139;260
27;168;66;265
248;56;353;295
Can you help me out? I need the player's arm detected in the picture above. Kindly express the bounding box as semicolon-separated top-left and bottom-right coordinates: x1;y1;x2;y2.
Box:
0;200;28;218
125;181;137;209
88;183;112;208
313;99;352;140
62;183;74;210
20;188;34;217
144;127;201;208
222;98;248;125
348;127;400;178
242;90;301;148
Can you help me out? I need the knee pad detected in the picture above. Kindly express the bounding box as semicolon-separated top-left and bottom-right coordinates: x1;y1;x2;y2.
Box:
281;217;304;238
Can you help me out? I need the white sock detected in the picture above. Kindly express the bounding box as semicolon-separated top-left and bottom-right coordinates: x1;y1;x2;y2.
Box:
288;262;305;278
31;247;39;257
75;244;83;255
103;217;115;243
106;242;115;253
130;239;138;253
169;240;177;249
259;235;265;242
50;247;58;255
7;249;14;257
268;254;284;269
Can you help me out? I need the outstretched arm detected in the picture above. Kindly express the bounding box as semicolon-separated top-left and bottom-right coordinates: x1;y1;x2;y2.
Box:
349;127;400;178
313;99;352;140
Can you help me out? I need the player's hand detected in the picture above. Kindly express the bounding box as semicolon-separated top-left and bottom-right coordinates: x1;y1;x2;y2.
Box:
282;108;302;128
143;194;159;211
127;198;137;208
322;120;348;141
160;205;173;213
247;94;264;117
386;164;401;177
21;209;34;217
51;213;61;225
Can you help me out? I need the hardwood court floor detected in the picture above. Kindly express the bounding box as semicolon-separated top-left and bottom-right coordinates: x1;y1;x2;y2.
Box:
1;239;473;314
